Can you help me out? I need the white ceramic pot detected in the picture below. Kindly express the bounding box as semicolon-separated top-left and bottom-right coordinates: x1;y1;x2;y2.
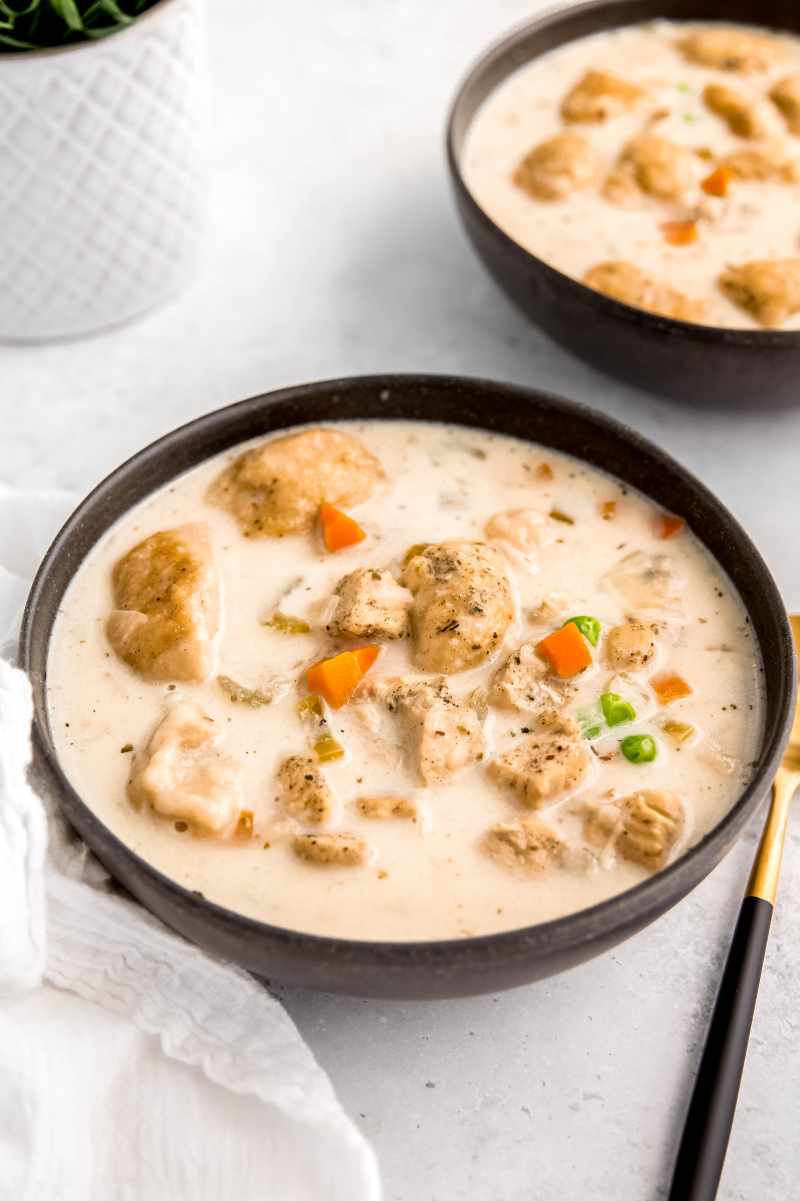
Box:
0;0;206;341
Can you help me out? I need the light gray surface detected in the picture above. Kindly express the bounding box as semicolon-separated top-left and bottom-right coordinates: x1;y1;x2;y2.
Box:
4;2;799;1197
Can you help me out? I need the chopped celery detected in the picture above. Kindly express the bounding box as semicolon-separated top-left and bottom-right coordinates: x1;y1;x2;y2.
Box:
297;694;325;719
575;703;604;741
662;719;697;746
314;734;345;762
403;542;429;566
217;675;273;708
264;611;311;634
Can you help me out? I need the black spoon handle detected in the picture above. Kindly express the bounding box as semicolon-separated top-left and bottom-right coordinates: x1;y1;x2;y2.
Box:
668;768;797;1201
667;894;772;1201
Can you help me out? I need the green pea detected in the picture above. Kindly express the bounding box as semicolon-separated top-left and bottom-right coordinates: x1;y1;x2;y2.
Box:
563;615;601;647
601;691;636;728
620;734;658;764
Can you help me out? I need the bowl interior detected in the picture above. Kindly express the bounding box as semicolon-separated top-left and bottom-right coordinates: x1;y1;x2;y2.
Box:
446;0;800;348
18;375;796;990
449;0;800;152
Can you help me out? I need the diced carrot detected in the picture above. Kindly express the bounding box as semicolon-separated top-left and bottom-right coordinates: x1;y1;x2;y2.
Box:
536;621;593;678
600;499;617;520
661;219;698;247
306;646;379;709
701;166;731;198
320;502;366;552
353;645;379;674
652;672;693;705
236;810;254;839
657;513;685;539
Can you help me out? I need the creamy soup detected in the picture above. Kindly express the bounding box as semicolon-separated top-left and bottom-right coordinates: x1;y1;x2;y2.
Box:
464;21;800;330
47;421;764;941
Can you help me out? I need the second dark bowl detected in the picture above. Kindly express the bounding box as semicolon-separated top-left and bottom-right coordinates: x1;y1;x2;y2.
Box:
446;0;800;407
19;375;795;997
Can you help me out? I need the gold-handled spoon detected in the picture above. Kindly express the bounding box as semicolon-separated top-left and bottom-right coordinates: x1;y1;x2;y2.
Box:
669;613;800;1201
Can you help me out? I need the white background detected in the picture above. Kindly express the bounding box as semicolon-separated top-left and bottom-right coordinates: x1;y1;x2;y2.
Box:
4;2;800;1198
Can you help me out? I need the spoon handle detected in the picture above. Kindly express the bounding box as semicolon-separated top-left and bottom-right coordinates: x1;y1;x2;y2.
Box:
668;769;796;1201
667;894;772;1200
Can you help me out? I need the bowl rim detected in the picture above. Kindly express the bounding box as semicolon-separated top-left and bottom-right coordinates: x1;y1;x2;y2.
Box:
19;372;797;971
444;0;800;347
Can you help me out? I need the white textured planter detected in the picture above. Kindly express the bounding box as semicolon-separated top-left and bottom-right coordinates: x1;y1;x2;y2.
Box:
0;0;206;341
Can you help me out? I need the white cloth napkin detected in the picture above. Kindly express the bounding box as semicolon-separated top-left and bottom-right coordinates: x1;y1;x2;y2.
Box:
0;483;381;1201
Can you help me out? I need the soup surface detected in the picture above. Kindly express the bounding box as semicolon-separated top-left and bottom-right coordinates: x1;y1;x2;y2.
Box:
47;420;764;940
464;21;800;330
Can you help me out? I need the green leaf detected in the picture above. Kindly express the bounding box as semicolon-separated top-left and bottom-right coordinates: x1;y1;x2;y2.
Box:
83;22;126;37
84;0;132;27
48;0;84;30
0;29;35;45
0;0;159;48
0;0;39;15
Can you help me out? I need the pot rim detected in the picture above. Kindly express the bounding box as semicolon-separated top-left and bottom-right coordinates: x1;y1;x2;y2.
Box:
444;0;800;348
18;373;797;970
0;0;181;64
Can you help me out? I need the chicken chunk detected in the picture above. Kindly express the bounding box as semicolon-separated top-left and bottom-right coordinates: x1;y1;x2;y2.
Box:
365;676;485;785
401;541;514;673
528;592;571;624
356;795;418;820
484;508;552;562
719;259;800;327
278;755;334;825
326;568;412;640
107;524;219;683
603;550;685;618
703;83;769;139
537;709;582;739
583;262;706;324
770;73;800;133
208;428;383;537
489;726;590;809
483;816;566;872
561;69;644;123
292;833;367;866
513;131;599;201
722;143;800;183
128;702;242;835
679;26;785;73
585;789;685;870
605;621;658;672
490;642;575;715
604;135;696;204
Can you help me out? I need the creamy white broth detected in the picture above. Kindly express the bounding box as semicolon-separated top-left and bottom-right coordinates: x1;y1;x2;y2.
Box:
463;21;800;330
46;421;764;941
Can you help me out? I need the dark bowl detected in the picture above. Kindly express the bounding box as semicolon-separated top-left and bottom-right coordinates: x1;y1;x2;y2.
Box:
446;0;800;407
19;375;795;998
